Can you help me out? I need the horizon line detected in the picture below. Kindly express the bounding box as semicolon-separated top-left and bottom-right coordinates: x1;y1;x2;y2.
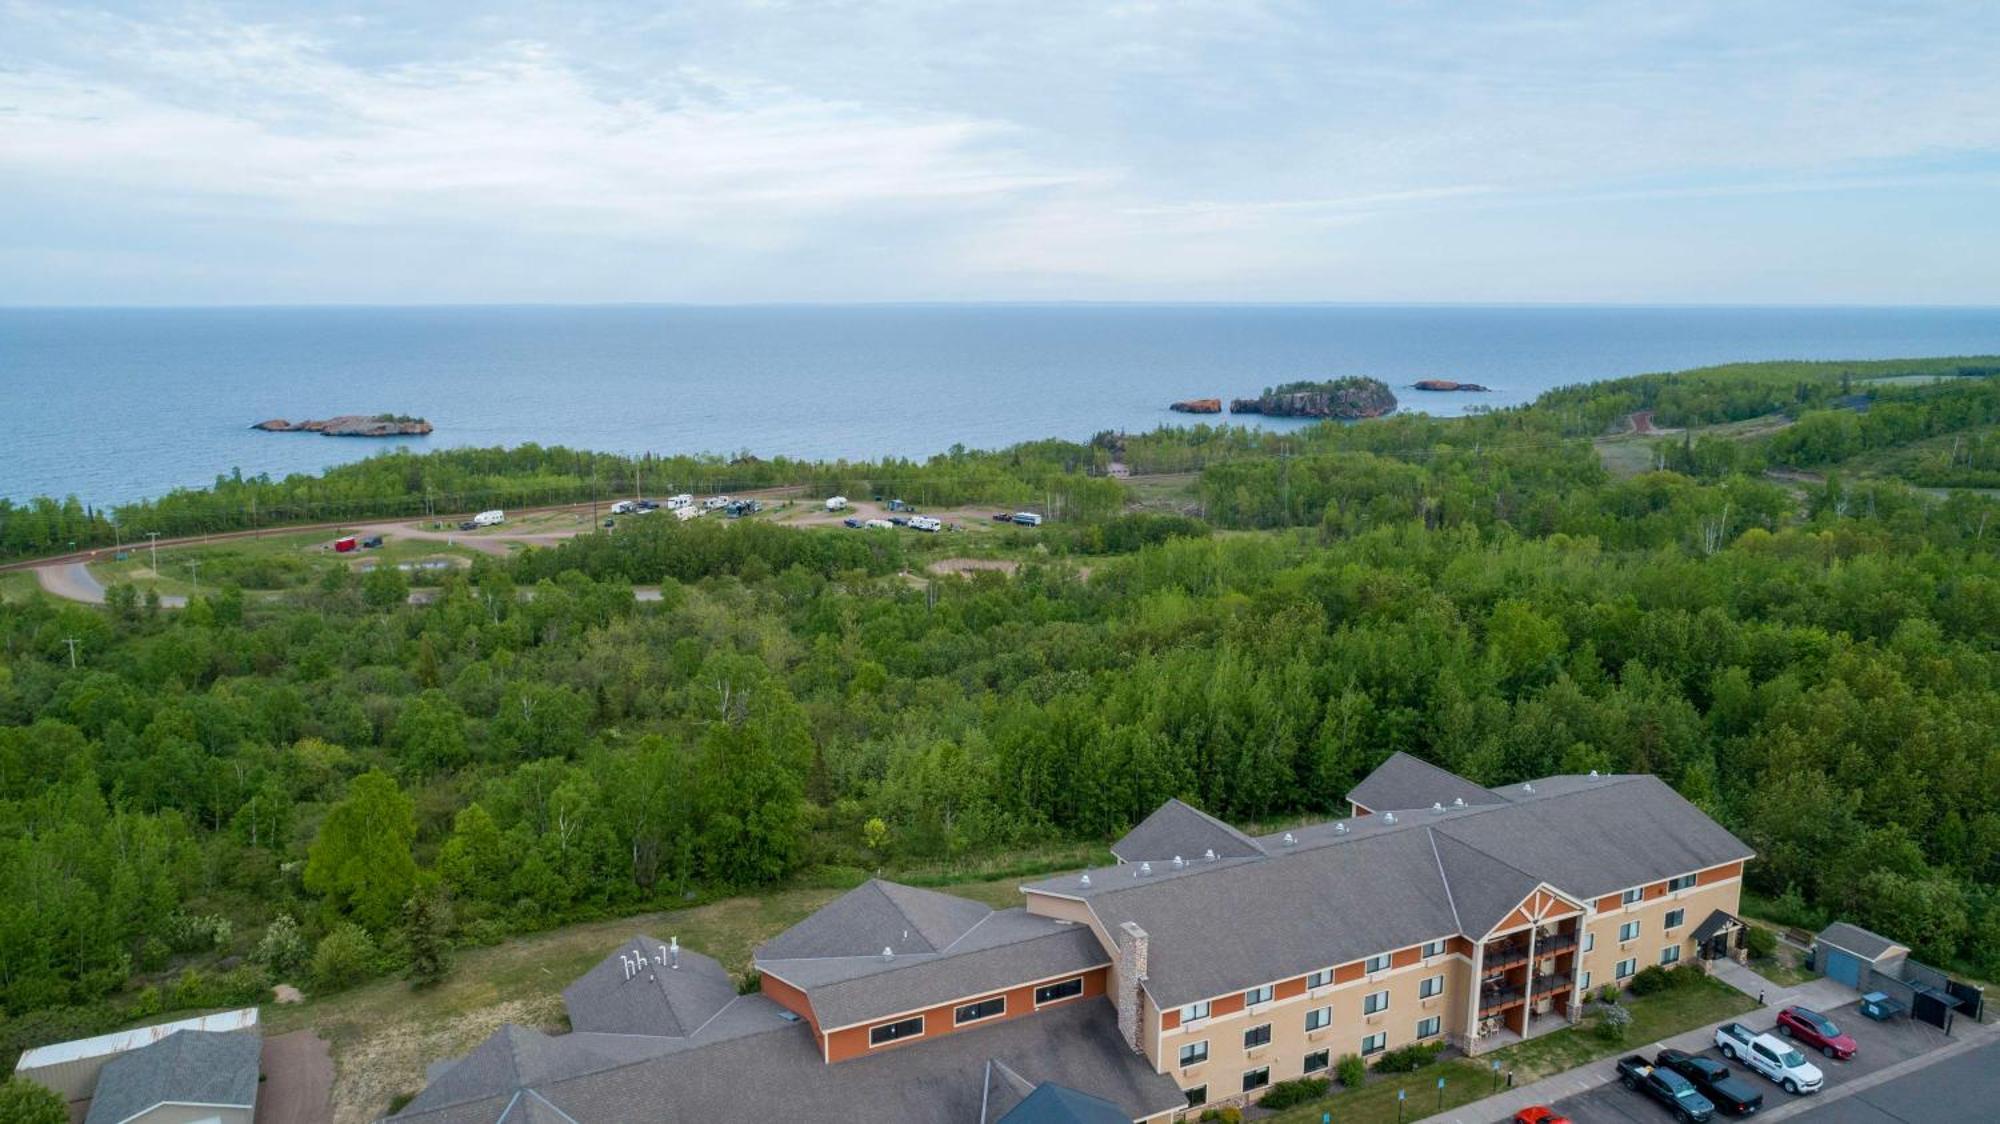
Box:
7;299;2000;313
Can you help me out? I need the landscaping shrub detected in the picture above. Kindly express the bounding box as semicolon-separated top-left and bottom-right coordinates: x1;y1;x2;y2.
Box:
1198;1109;1242;1124
1258;1077;1329;1110
252;914;310;978
1745;925;1778;959
0;1077;67;1124
1336;1052;1367;1088
1594;1001;1633;1042
1597;984;1621;1004
1629;965;1674;996
310;923;381;992
1372;1041;1444;1074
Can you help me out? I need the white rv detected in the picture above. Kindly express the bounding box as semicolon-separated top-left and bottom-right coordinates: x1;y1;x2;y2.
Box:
1011;512;1043;527
673;505;700;522
908;515;943;533
473;509;506;528
703;495;731;509
826;496;849;511
610;500;637;515
665;494;695;511
863;518;894;530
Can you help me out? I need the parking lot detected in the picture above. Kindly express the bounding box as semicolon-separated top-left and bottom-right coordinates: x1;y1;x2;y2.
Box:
1541;1001;1952;1121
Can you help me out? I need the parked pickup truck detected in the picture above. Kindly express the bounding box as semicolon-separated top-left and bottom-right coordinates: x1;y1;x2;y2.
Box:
1655;1049;1765;1117
1715;1023;1824;1094
1617;1056;1716;1123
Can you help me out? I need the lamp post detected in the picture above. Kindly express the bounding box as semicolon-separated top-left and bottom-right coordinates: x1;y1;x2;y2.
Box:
1491;1059;1502;1092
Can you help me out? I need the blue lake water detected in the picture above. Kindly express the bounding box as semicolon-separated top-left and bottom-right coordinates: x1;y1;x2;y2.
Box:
4;304;1999;506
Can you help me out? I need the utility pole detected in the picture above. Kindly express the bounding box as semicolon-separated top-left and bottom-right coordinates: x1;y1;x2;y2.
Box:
146;531;161;573
62;637;81;669
186;560;201;592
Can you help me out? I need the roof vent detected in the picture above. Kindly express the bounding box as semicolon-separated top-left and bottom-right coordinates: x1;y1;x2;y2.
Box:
1139;861;1153;876
1203;848;1217;861
1453;797;1465;807
1172;855;1185;869
1522;782;1535;794
1080;873;1092;887
1334;822;1348;835
1589;769;1601;779
881;946;894;961
1383;812;1397;824
776;1010;801;1023
1282;832;1296;847
1432;802;1445;813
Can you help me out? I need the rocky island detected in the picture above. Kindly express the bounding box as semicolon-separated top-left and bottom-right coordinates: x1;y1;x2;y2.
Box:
1229;376;1396;419
1413;379;1490;392
1169;398;1223;414
252;414;433;437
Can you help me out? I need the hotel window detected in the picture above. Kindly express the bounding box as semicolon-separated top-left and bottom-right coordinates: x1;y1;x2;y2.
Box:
1363;989;1390;1015
953;997;1005;1025
1180;999;1211;1023
1305;1006;1332;1032
1579;971;1591;992
1664;908;1685;930
1244;1023;1272;1049
1619;920;1641;943
1364;953;1392;973
1304;1049;1330;1073
868;1016;924;1047
1307;968;1334;989
1616;958;1637;981
1034;977;1084;1006
1583;932;1595;953
1242;1067;1271;1093
1421;939;1446;958
1244;984;1274;1006
1661;945;1682;966
1361;1032;1387;1056
1622;887;1645;905
1416;1015;1442;1040
1184;1086;1207;1109
1179;1040;1209;1067
1668;874;1698;892
1418;974;1444;999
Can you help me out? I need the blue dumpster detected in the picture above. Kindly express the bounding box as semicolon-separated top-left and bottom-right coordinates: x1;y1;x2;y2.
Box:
1858;992;1904;1021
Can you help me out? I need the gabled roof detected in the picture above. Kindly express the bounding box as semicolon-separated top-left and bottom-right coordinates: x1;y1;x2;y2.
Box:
1428;830;1543;937
83;1030;261;1124
400;1026;622;1118
1346;751;1506;813
1815;921;1906;962
757;879;990;959
760;908;1108;1030
562;935;738;1037
997;1081;1135;1124
1110;798;1265;863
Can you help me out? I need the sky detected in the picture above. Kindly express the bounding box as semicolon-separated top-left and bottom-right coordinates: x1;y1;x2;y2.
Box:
2;1;1997;306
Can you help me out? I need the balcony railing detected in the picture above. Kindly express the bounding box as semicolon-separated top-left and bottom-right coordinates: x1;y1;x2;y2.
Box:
1479;986;1524;1014
1483;944;1529;970
1535;933;1578;955
1531;972;1574;997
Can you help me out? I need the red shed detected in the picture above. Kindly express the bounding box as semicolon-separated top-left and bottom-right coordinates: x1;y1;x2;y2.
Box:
333;536;358;553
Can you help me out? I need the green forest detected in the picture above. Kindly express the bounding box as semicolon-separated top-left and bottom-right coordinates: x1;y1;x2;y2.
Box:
5;355;2000;1064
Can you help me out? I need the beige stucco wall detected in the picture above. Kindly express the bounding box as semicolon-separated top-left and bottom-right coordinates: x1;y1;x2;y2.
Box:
1577;868;1744;994
1159;949;1471;1107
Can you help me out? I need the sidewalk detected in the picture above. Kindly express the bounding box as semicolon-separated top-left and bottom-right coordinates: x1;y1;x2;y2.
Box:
1439;963;1865;1123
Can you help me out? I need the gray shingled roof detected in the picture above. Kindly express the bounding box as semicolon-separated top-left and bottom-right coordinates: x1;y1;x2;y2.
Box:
389;997;1183;1124
400;1027;623;1117
998;1081;1135;1124
1816;921;1906;962
1110;798;1265;862
1347;751;1506;813
561;935;738;1037
84;1030;260;1124
1025;769;1752;1009
757;879;991;959
760;909;1109;1030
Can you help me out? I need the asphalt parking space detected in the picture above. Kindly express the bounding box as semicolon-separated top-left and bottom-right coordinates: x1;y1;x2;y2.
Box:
1541;1002;1953;1122
1793;1035;2000;1122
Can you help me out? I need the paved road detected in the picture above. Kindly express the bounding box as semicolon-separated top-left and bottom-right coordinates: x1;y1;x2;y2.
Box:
34;561;191;608
1789;1035;1998;1122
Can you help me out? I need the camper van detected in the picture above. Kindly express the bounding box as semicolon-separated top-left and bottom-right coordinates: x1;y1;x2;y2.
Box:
473;510;506;528
673;505;700;522
1011;512;1043;527
826;496;849;511
665;494;695;511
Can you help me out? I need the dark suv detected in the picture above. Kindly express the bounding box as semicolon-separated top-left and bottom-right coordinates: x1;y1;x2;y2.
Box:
1656;1049;1765;1116
1776;1006;1856;1060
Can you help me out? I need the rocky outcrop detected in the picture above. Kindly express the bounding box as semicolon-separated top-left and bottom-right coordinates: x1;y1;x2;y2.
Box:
1229;377;1396;419
1169;398;1223;414
1413;379;1490;392
252;414;433;437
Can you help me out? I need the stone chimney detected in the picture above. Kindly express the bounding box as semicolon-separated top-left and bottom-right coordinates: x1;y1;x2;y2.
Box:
1116;921;1150;1053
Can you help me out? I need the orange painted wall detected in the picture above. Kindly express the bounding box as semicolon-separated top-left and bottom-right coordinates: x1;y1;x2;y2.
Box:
760;972;818;1031
1275;978;1307;1000
1447;936;1475;958
1210;991;1246;1017
1162;1007;1181;1031
1334;962;1364;985
1698;861;1744;886
1391;946;1420;969
823;967;1107;1062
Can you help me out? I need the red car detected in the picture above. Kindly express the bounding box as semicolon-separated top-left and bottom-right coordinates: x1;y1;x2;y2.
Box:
1514;1109;1572;1124
1776;1005;1857;1060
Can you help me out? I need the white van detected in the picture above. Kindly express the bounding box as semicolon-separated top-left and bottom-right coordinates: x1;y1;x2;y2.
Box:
826;496;849;511
473;509;505;528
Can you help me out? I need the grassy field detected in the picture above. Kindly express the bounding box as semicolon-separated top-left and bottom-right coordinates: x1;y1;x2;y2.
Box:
1261;977;1756;1123
0;570;41;604
83;528;482;597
